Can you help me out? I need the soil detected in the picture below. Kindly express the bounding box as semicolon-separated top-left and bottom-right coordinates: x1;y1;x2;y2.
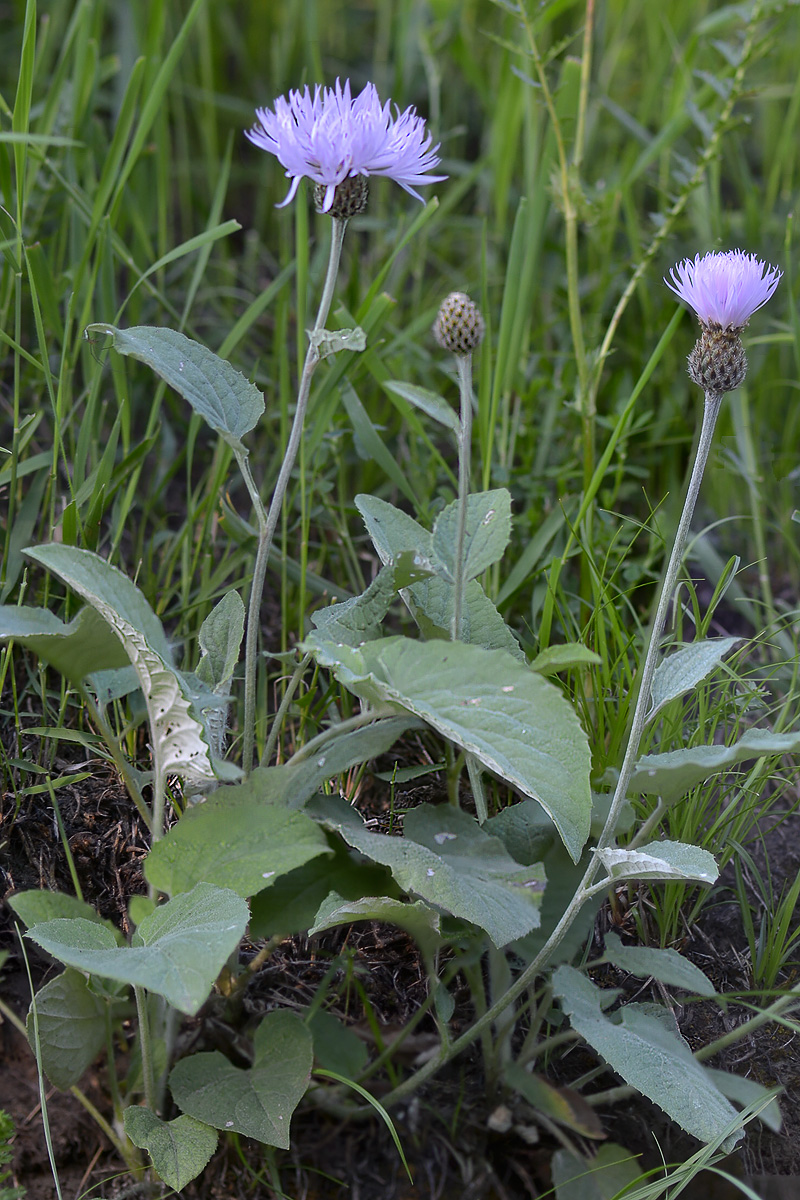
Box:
3;728;800;1198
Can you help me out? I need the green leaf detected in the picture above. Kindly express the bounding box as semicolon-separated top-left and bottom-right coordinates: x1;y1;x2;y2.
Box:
594;840;718;886
0;604;129;681
27;969;108;1090
169;1010;312;1147
310;327;366;357
529;644;602;675
310;893;442;958
308;564;397;650
123;1108;217;1190
431;489;512;583
631;727;800;802
25;544;215;789
310;797;545;948
196;590;245;690
603;931;716;996
648;637;740;724
383;380;460;433
551;1144;645;1200
341;382;417;505
249;849;395;939
356;494;524;661
702;1068;782;1133
144;776;332;898
26;883;248;1015
504;1065;606;1139
86;324;264;447
552;965;742;1147
9;891;122;941
310;636;592;861
307;1010;369;1079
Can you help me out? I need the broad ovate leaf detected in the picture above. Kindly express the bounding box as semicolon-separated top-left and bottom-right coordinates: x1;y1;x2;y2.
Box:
27;969;109;1090
310;797;545;948
86;324;264;447
310;636;592;861
631;727;800;802
0;603;129;681
603;932;715;997
169;1010;312;1147
26;883;248;1015
431;489;512;584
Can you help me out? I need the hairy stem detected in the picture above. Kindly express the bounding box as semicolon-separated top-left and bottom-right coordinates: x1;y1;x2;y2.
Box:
241;217;348;773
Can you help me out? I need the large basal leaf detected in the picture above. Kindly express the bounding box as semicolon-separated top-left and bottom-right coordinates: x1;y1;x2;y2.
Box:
431;489;512;584
356;493;524;661
26;883;248;1015
27;969;109;1090
648;637;740;724
309;796;545;948
630;727;800;802
603;931;715;997
310;635;592;861
144;777;332;898
0;603;130;681
86;324;264;446
169;1009;313;1147
25;544;215;789
9;890;123;941
124;1107;218;1190
552;965;742;1147
702;1068;782;1132
594;841;718;886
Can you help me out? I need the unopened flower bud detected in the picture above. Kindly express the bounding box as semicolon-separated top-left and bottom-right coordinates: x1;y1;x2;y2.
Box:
433;292;485;356
687;325;747;395
314;175;370;218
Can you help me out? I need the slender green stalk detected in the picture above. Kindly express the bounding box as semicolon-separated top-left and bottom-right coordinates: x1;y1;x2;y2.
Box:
134;985;155;1112
241;216;348;774
451;353;474;640
260;651;312;768
378;390;725;1110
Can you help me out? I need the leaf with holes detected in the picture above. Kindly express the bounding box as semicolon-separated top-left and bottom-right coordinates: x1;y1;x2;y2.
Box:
25;544;215;790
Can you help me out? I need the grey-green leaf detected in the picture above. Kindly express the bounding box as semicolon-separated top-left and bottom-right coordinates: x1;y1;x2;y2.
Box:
631;727;800;802
144;777;331;898
594;840;718;886
702;1068;782;1133
169;1010;312;1147
431;489;512;584
309;797;545;948
320;637;592;860
25;544;215;789
648;637;740;724
9;890;122;940
196;589;245;690
603;931;716;997
310;893;442;958
86;324;264;445
383;380;460;433
0;603;129;681
27;969;108;1089
123;1108;218;1190
552;965;741;1147
26;883;248;1015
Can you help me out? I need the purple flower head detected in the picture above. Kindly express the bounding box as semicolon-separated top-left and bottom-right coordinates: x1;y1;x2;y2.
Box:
665;250;782;330
246;78;447;213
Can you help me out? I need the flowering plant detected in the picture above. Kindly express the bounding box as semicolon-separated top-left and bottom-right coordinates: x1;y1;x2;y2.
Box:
666;249;782;330
246;78;446;213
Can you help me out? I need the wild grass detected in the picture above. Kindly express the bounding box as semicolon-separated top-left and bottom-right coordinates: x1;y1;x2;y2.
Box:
3;0;800;1194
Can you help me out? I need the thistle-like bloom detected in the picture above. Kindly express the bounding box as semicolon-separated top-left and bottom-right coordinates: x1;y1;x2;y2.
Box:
665;250;781;395
665;250;782;331
246;78;446;214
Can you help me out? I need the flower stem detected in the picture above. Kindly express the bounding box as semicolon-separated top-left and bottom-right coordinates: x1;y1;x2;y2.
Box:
377;388;725;1110
451;353;473;641
241;216;348;774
